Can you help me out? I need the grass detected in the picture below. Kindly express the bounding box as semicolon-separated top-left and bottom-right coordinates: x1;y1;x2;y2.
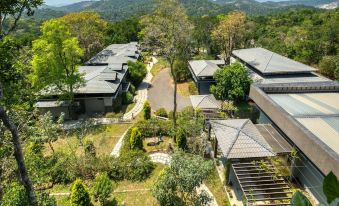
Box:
51;164;165;206
143;137;174;153
44;123;131;156
177;80;198;97
205;166;231;206
151;57;168;76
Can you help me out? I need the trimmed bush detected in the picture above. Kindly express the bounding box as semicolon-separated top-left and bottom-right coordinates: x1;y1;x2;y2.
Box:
128;60;147;87
143;101;151;120
70;179;91;206
130;127;143;150
92;173;113;205
155;108;168;118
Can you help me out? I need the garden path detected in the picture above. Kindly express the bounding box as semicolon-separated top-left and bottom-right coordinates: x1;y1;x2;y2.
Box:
122;57;156;121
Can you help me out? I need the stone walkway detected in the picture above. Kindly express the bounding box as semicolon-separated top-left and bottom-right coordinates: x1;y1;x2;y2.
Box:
123;57;156;121
149;152;218;206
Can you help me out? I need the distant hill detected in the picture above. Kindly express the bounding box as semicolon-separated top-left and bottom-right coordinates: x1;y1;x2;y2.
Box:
31;0;334;21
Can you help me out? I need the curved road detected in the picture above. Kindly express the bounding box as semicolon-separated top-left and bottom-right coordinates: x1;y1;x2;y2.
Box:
148;68;191;112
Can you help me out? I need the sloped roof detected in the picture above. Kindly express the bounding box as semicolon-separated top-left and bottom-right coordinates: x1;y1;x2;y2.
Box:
189;60;224;77
190;95;220;110
76;65;127;94
86;42;139;65
210;119;275;159
232;48;316;75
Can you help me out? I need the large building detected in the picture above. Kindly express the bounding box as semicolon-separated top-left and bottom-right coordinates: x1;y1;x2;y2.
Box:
36;42;140;119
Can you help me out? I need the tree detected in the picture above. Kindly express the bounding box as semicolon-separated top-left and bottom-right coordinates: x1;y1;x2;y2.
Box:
35;112;64;153
129;127;143;150
176;128;187;150
128;60;147;87
210;62;252;102
319;55;339;80
31;19;84;105
212;12;246;63
0;0;43;39
323;171;339;205
141;0;193;127
92;172;113;205
1;182;29;206
70;179;91;206
152;151;213;206
60;12;108;61
143;101;151;120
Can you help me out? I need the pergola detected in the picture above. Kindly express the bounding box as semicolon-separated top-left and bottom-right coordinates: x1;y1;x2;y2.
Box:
209;119;292;205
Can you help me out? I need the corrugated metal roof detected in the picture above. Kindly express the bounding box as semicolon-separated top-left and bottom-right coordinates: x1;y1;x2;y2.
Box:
210;119;275;159
189;60;224;77
190;95;220;110
232;48;316;75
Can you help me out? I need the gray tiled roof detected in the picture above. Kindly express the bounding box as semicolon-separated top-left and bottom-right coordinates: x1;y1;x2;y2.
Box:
210;119;275;159
232;48;316;75
189;60;224;77
77;65;127;94
190;95;220;110
86;42;140;65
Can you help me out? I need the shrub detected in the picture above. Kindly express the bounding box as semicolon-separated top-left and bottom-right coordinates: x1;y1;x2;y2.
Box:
70;179;91;206
119;150;155;181
130;127;143;150
112;95;122;112
319;55;339;80
1;182;29;206
105;112;115;118
92;173;113;205
84;139;96;157
128;60;147;87
129;83;136;95
37;192;57;206
49;152;77;184
122;91;134;105
155;108;168;118
176;128;187;150
143;101;151;120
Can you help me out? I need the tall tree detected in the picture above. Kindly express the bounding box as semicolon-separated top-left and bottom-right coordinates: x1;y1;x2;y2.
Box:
0;0;42;39
212;12;246;63
0;2;43;205
60;12;108;61
31;19;84;106
141;0;193;127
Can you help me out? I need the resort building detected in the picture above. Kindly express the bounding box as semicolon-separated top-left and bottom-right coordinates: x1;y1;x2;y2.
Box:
190;94;221;118
231;48;330;84
249;81;339;205
188;60;224;94
36;42;140;119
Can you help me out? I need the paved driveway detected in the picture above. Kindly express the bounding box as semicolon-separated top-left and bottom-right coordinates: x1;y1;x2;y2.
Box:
148;68;191;111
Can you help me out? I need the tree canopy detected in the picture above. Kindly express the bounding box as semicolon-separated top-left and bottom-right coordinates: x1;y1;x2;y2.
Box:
210;62;252;102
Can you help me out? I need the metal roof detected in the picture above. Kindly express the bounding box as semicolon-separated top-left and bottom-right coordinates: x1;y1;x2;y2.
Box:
210;119;275;159
268;92;339;155
86;42;140;65
232;48;317;75
188;60;224;77
76;65;127;94
190;95;220;110
35;100;69;108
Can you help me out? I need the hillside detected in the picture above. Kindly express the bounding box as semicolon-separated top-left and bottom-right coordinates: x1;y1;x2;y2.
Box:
32;0;317;21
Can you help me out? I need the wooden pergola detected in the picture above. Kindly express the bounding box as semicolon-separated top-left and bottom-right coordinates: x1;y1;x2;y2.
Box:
232;160;292;206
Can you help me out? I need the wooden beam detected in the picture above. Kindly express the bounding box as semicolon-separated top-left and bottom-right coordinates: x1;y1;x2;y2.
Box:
242;182;288;188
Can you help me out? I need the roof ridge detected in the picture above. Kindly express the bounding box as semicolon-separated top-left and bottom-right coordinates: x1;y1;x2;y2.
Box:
263;51;274;72
196;95;209;107
196;60;209;76
225;119;250;157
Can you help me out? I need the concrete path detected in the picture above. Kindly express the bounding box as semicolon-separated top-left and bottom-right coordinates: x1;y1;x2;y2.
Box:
149;152;218;206
111;126;131;157
123;57;156;121
148;67;191;111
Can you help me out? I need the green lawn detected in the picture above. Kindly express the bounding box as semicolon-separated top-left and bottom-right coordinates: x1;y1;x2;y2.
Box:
205;166;231;206
44;123;131;156
52;164;165;206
